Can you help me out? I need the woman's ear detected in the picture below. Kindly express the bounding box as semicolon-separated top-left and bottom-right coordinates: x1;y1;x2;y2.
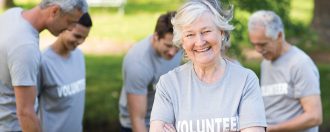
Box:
277;32;284;42
277;32;283;41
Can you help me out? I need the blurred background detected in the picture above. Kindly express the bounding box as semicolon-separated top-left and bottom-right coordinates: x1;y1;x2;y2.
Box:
1;0;329;131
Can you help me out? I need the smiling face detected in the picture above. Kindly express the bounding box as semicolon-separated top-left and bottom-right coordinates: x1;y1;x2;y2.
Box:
248;25;283;61
153;33;179;60
60;24;90;51
181;12;223;66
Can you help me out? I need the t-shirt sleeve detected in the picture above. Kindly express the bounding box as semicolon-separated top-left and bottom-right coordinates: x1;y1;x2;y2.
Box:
292;60;320;98
8;44;40;86
123;63;152;95
239;71;267;129
150;76;175;123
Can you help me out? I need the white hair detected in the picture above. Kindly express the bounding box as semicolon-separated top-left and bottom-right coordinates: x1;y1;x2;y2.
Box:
172;0;234;51
40;0;88;13
248;10;284;40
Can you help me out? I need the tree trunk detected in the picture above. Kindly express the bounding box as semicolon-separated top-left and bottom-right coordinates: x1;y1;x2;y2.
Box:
312;0;330;46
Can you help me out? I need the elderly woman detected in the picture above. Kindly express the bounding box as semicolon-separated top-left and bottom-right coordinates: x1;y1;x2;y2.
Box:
149;0;267;132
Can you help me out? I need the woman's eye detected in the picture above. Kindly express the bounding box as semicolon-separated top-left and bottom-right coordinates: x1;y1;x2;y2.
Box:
74;35;81;39
186;34;193;37
202;30;211;34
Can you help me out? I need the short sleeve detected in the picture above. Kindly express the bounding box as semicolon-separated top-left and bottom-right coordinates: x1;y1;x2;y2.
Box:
150;77;175;123
123;63;153;95
239;71;267;129
292;61;320;98
8;44;41;86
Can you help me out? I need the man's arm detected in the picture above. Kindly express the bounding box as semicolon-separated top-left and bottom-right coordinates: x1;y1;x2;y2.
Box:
14;86;41;132
241;127;265;132
267;95;322;132
127;93;147;132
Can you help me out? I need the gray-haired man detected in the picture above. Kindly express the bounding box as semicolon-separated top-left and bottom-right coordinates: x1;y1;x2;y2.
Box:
248;10;322;132
0;0;88;131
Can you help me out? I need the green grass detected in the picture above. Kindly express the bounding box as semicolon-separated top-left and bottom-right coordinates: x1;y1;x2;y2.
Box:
318;64;330;126
86;0;183;42
88;13;160;42
84;55;123;124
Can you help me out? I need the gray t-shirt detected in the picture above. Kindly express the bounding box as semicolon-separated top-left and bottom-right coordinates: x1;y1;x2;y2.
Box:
119;35;183;128
261;46;320;132
39;48;86;132
151;59;267;131
0;8;40;131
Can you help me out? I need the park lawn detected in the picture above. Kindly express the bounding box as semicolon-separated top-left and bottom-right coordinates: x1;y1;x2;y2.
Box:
84;55;330;130
84;55;123;130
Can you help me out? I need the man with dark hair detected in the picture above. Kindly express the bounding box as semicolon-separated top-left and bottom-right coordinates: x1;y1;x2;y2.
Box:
38;13;92;132
119;11;182;132
0;0;87;131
